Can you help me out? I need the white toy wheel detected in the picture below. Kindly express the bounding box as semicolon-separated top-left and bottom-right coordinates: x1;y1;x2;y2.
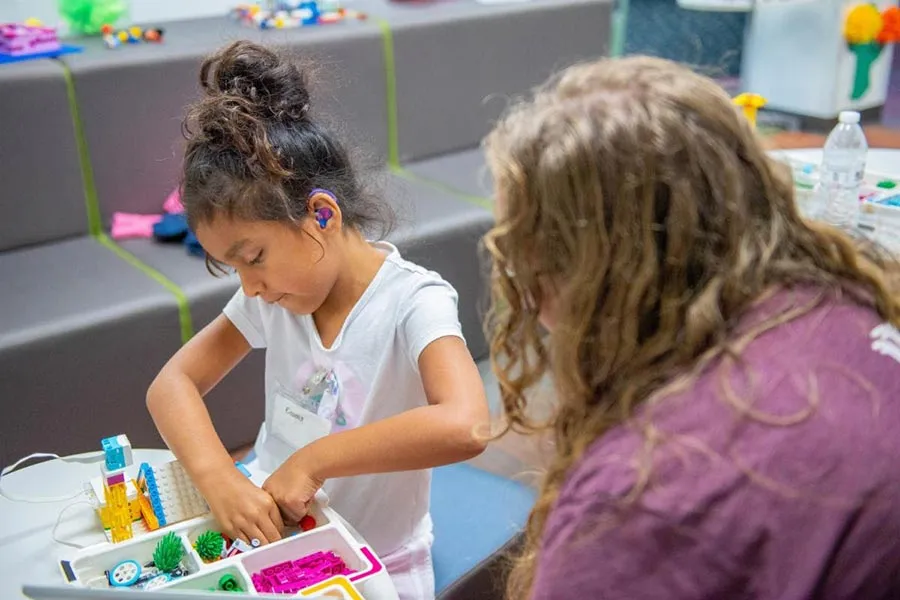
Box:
109;560;141;587
142;574;171;590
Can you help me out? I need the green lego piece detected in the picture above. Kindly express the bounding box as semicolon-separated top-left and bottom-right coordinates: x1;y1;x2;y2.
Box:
219;573;243;592
153;532;185;573
194;530;225;562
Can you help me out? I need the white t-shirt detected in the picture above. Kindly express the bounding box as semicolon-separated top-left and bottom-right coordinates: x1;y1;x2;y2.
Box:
223;242;465;557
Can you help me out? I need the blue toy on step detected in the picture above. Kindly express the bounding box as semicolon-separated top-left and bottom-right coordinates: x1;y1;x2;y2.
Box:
152;213;205;257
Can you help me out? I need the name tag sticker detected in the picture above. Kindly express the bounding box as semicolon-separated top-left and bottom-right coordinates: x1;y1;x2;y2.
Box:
271;390;332;450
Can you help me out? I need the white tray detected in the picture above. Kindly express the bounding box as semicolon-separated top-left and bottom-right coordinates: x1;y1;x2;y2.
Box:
59;494;395;598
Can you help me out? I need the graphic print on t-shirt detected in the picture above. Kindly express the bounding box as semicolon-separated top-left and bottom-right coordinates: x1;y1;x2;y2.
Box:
292;360;366;432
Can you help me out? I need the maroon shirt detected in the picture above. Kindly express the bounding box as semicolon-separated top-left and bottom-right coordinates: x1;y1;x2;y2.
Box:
533;289;900;599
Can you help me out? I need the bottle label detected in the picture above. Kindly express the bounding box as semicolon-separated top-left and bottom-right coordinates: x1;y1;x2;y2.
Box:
821;168;864;186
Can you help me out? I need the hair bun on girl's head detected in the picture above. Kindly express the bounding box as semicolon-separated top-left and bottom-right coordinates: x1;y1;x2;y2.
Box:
199;40;311;123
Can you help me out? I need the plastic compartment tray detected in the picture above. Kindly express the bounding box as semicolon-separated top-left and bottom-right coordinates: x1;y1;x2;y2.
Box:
59;498;390;598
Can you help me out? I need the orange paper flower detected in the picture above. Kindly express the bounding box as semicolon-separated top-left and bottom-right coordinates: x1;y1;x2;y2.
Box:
878;6;900;44
845;3;884;44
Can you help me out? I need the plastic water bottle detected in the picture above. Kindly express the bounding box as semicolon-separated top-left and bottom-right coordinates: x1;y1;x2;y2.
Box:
817;111;868;230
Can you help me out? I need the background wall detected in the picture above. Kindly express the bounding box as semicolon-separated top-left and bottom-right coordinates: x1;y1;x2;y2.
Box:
625;0;747;76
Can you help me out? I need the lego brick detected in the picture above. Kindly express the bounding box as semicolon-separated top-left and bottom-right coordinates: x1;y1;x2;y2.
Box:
138;461;208;528
101;434;134;471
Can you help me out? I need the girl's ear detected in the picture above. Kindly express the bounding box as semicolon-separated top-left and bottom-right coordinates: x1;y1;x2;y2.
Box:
307;189;342;232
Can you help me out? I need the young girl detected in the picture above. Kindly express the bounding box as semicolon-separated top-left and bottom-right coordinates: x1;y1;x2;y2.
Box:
146;41;489;599
484;56;900;599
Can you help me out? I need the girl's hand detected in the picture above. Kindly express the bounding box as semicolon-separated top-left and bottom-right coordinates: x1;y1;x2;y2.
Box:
197;469;284;546
262;453;324;524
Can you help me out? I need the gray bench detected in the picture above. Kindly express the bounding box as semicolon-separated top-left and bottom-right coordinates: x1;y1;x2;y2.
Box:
0;60;183;465
392;0;613;216
356;0;612;162
407;148;492;200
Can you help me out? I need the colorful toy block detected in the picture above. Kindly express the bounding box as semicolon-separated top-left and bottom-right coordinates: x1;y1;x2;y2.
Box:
252;551;353;594
0;22;60;57
137;460;208;528
101;434;133;471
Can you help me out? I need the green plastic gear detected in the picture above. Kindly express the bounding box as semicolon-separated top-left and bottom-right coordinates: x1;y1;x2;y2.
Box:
194;530;224;562
57;0;128;36
153;532;185;573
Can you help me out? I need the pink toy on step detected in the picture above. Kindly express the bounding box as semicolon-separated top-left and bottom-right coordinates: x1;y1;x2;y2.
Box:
163;187;184;214
111;212;163;240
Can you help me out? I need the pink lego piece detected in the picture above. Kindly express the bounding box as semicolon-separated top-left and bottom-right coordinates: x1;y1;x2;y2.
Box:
163;188;184;214
0;23;60;57
111;212;163;240
251;551;353;594
105;472;125;486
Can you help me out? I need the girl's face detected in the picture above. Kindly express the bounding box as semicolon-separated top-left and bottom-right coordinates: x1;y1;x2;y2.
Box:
196;214;341;316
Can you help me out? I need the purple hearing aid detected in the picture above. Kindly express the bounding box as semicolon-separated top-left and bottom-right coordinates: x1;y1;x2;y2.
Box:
309;188;337;229
315;207;333;229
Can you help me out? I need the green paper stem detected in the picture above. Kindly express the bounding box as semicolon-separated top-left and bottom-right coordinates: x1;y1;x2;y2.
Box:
849;41;884;101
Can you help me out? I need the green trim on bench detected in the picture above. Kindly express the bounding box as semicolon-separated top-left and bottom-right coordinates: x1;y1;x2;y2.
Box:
57;57;103;238
374;1;619;207
95;233;195;344
57;58;195;344
391;164;492;210
610;0;629;58
374;15;494;208
375;16;401;170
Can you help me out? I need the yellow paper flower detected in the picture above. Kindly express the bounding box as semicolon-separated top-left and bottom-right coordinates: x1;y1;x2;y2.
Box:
845;4;884;44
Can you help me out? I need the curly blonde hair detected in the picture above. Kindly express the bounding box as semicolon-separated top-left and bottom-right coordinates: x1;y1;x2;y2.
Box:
482;55;900;598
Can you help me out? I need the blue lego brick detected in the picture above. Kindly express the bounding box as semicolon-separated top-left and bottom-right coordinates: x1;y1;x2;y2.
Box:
138;462;167;527
0;44;82;65
101;436;126;471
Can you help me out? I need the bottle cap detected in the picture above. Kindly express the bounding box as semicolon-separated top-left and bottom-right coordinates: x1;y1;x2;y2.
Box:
838;111;861;124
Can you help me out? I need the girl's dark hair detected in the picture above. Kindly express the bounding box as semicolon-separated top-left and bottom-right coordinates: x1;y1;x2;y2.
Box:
181;40;388;237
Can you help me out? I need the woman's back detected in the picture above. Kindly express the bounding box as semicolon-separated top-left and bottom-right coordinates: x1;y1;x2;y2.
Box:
533;288;900;599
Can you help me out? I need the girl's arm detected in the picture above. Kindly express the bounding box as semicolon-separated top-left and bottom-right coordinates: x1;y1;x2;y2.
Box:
147;314;251;479
147;314;284;544
263;335;490;520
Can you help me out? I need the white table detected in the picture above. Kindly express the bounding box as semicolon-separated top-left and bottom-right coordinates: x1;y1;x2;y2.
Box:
1;449;398;599
772;148;900;179
0;449;174;599
771;148;900;250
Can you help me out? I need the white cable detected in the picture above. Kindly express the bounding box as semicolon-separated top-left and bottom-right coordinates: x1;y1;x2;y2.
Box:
51;500;93;550
0;452;104;503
